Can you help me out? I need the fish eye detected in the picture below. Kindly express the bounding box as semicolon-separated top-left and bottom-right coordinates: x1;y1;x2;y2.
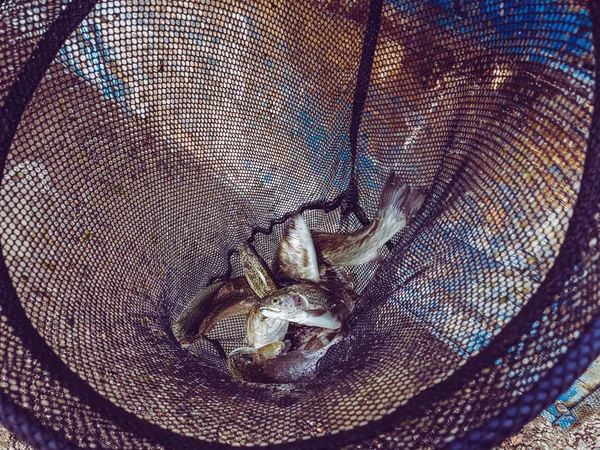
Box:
271;298;281;305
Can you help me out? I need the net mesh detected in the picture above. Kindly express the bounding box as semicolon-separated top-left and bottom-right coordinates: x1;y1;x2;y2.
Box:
0;0;598;448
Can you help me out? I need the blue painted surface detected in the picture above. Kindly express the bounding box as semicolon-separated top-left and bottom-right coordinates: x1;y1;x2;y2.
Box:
58;21;130;105
542;357;600;428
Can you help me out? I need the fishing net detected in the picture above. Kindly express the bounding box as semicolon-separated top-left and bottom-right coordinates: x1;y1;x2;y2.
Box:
0;0;599;448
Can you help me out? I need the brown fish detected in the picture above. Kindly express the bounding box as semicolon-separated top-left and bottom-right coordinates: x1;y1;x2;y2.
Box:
312;172;424;266
197;278;259;336
287;325;339;351
276;214;320;283
172;281;224;345
239;243;278;298
172;278;260;345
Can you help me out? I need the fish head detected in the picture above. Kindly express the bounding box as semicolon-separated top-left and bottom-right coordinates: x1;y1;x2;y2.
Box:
260;289;310;320
227;347;264;379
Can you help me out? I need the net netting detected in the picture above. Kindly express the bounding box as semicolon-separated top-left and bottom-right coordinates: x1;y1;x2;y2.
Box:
0;0;599;448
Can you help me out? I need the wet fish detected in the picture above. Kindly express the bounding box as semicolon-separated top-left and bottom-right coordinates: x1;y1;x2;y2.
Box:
276;214;320;283
285;324;324;351
228;334;342;383
247;303;289;348
259;283;348;330
197;278;259;336
240;243;278;298
172;278;259;345
227;341;287;381
239;243;288;347
171;281;224;345
312;172;424;266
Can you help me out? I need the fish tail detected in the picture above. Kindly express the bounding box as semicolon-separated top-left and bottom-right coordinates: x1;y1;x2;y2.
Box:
377;172;424;222
401;186;426;219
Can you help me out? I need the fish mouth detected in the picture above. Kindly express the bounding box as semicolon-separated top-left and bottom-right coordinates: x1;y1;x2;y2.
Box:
260;306;281;317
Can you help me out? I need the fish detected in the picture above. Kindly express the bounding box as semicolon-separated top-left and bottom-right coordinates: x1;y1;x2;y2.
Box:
276;214;320;283
285;324;325;351
311;172;425;266
197;278;259;336
259;283;348;330
172;278;259;345
320;267;358;313
239;243;289;347
246;303;289;348
227;334;342;383
171;281;225;345
239;243;278;298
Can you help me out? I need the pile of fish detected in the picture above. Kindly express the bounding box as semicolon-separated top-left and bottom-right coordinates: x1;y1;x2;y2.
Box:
173;172;424;383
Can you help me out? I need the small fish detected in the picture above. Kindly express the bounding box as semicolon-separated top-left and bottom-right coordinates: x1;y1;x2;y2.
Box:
197;278;259;336
228;334;342;383
172;281;224;344
247;303;289;348
240;243;278;298
172;278;259;345
260;284;347;330
276;214;320;283
312;172;425;266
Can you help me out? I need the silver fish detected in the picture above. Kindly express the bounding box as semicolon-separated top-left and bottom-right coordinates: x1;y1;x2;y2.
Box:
228;334;342;383
239;243;278;298
247;303;289;348
312;172;424;266
276;214;320;283
260;284;347;330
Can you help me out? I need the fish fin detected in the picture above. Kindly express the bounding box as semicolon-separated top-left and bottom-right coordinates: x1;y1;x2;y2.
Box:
283;340;292;354
258;341;285;359
306;309;328;317
304;335;327;351
402;188;426;219
278;215;321;283
377;173;424;223
377;172;409;219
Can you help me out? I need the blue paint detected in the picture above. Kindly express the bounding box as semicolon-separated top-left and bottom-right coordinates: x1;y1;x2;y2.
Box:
58;21;130;105
541;409;557;422
556;413;578;429
263;173;273;184
389;0;592;81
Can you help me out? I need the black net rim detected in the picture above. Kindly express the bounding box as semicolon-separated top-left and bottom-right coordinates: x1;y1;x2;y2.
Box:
0;0;599;448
